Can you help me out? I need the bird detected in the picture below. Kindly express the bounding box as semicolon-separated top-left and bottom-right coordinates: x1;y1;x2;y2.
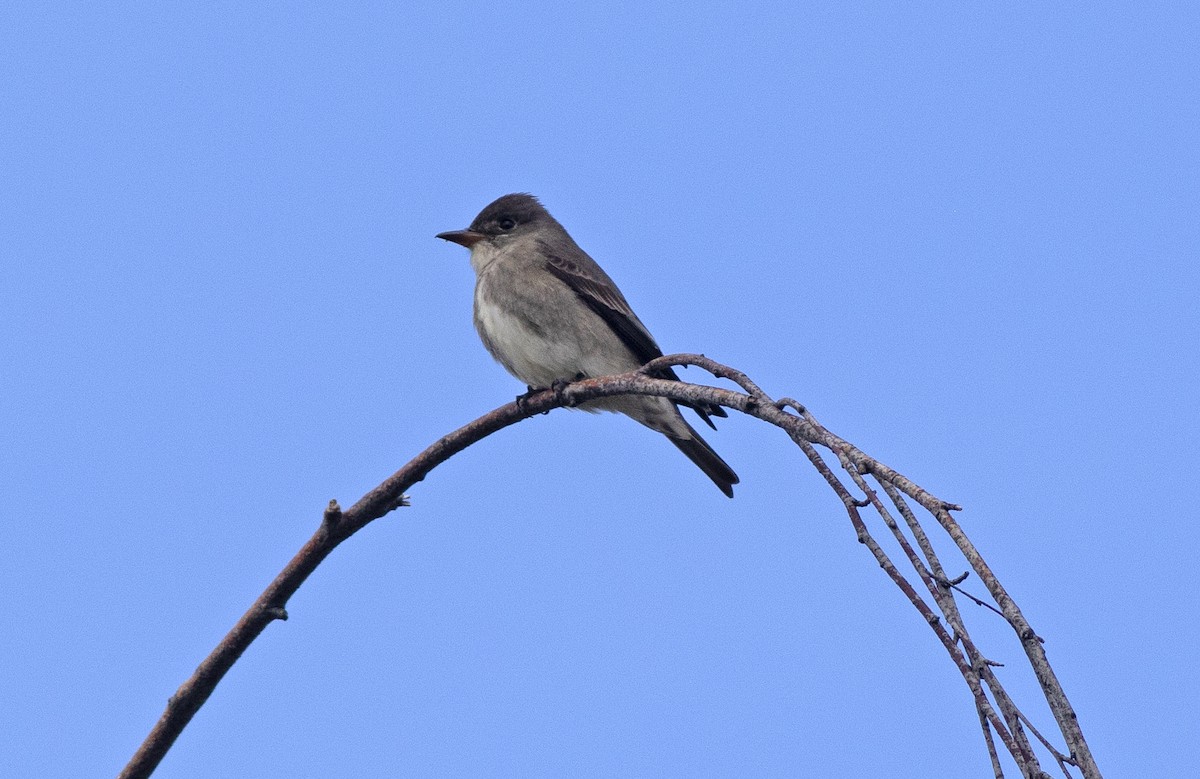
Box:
436;193;739;497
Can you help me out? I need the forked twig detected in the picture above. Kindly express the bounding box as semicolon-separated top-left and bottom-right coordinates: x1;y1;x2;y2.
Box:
119;355;1100;779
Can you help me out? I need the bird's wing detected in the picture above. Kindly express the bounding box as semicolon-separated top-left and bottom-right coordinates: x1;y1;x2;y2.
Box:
541;242;727;427
542;245;662;364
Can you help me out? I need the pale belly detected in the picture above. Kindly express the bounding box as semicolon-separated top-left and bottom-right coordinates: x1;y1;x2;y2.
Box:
473;280;636;389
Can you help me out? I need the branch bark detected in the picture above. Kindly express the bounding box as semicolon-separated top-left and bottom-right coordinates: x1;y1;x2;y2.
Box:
118;355;1100;779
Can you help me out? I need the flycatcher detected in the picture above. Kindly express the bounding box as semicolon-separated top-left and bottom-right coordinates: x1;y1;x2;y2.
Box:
437;193;739;497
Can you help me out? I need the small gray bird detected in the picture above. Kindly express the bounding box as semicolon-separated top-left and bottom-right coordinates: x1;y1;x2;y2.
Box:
437;193;739;497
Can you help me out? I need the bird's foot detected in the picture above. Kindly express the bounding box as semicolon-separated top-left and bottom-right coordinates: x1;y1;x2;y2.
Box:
551;374;586;407
515;385;547;415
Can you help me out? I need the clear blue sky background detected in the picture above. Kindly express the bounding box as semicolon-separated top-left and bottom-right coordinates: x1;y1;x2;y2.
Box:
3;3;1197;777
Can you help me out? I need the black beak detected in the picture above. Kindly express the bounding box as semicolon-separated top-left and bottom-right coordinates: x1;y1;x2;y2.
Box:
436;229;485;249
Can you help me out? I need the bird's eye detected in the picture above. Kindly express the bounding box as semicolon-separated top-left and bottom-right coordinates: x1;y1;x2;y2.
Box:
498;218;516;230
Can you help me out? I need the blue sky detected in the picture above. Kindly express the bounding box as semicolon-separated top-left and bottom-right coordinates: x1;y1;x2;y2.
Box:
3;3;1198;776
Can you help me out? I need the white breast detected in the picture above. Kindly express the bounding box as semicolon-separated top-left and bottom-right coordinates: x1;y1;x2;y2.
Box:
474;279;589;389
470;241;637;389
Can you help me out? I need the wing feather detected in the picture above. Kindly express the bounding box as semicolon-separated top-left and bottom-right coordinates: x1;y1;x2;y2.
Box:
542;243;727;428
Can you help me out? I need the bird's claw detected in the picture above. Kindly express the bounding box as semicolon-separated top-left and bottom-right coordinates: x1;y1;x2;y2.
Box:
551;374;585;407
516;386;543;415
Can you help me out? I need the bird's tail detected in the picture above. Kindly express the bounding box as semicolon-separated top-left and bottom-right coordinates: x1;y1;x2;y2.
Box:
612;395;739;497
667;422;739;498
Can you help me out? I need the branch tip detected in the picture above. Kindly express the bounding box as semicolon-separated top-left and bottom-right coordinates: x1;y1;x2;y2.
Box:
322;500;343;528
1021;628;1045;644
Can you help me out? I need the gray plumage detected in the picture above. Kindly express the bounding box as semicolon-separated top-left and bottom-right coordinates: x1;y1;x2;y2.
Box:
437;193;739;497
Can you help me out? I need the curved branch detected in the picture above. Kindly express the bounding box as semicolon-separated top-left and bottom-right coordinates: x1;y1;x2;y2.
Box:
119;355;1100;779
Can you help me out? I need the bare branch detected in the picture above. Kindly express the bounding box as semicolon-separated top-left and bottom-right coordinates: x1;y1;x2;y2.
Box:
119;355;1100;779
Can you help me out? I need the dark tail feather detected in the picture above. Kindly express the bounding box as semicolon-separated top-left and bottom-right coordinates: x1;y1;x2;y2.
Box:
667;424;739;498
688;400;728;430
